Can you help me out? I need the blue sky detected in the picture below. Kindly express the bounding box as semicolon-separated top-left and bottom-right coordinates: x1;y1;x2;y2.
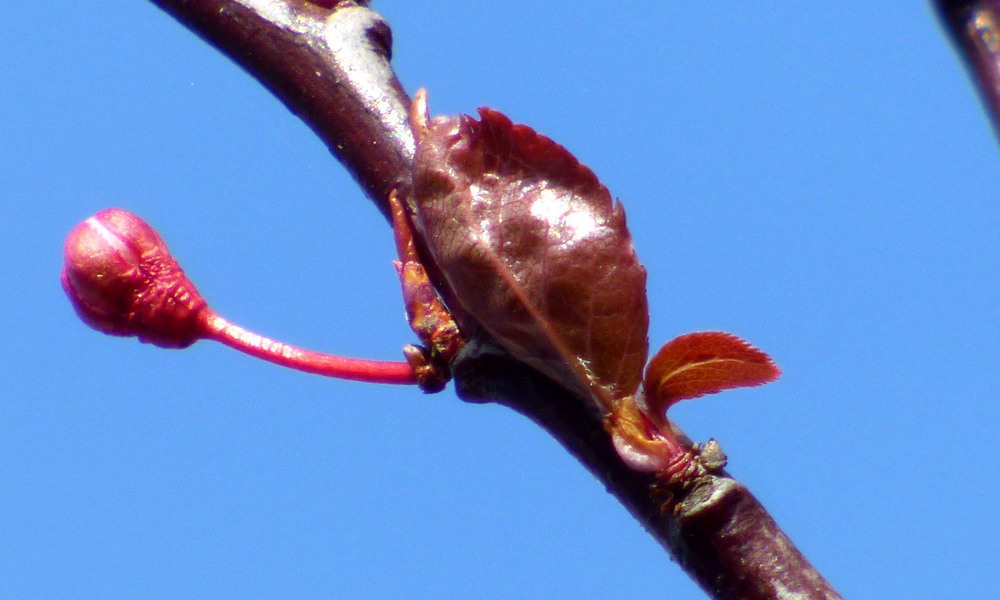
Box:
4;2;999;598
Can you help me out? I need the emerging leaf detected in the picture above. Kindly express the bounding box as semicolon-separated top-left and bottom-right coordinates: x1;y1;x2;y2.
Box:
643;332;780;415
410;105;649;408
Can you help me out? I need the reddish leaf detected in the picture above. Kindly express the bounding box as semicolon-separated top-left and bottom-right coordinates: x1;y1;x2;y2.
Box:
643;332;779;414
410;104;649;408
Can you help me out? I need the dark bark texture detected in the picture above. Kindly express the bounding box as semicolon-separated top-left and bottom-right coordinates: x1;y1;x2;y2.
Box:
145;1;843;598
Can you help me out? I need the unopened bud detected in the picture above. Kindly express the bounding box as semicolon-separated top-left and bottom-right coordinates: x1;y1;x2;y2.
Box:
61;208;206;348
61;208;418;385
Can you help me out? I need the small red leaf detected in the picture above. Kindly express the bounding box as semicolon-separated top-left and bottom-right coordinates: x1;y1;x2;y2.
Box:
643;332;779;414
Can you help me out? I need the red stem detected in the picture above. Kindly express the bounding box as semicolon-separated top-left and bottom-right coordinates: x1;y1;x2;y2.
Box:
199;310;417;384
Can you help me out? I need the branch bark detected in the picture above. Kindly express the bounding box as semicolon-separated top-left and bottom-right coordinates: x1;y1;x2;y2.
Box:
146;0;414;217
144;1;842;598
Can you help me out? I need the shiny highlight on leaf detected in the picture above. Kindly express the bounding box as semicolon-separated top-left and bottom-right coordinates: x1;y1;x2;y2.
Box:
409;94;649;410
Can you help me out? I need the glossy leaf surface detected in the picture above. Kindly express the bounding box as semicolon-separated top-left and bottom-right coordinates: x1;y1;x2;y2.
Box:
643;332;780;414
411;108;649;407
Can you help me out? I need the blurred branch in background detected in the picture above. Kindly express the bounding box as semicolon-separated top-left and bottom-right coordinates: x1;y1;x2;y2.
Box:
936;0;1000;141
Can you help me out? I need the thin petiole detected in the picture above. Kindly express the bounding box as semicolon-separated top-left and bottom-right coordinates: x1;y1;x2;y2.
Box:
201;311;417;384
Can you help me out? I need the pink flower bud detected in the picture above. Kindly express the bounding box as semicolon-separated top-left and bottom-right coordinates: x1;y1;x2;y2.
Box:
61;208;207;348
62;208;417;385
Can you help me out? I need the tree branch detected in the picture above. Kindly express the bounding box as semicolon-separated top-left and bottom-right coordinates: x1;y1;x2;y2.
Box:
144;1;842;597
935;0;1000;141
147;0;414;217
